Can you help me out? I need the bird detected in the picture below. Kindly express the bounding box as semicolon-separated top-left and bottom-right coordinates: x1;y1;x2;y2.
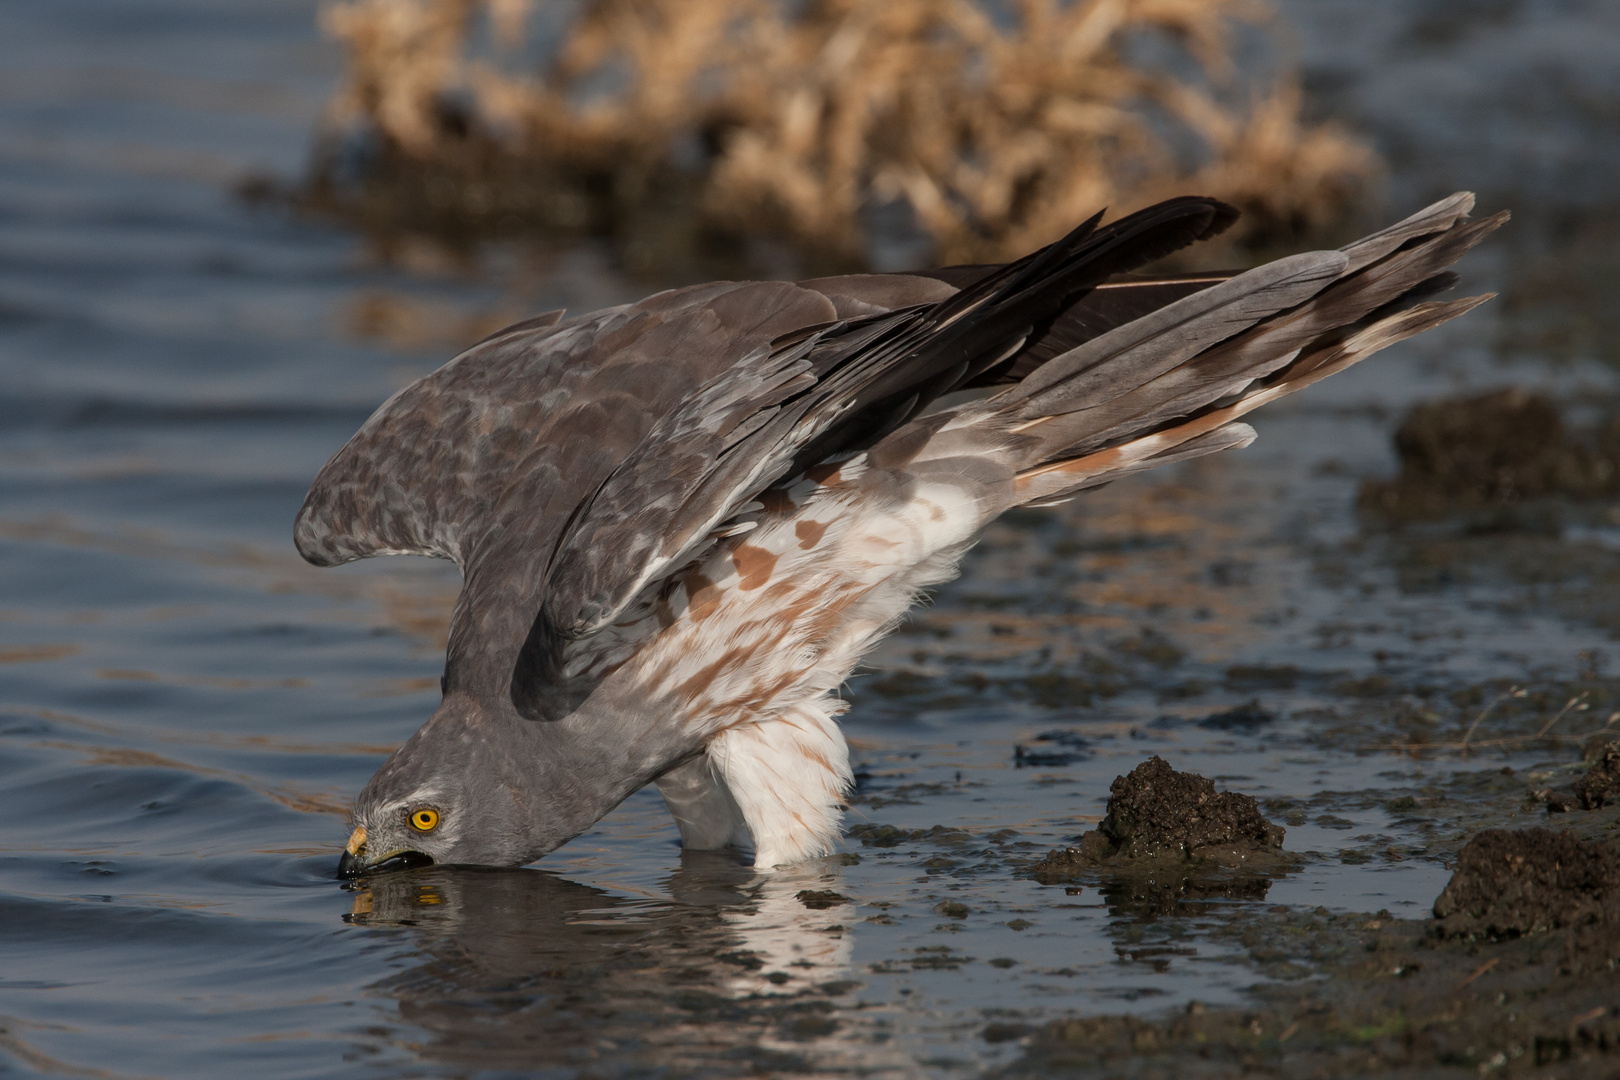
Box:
301;192;1504;876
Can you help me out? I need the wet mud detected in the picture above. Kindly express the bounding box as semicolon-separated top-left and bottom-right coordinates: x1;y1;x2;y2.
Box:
996;753;1620;1077
1001;904;1620;1079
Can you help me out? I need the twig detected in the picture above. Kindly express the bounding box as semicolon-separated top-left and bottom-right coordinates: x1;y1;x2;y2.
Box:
1536;692;1588;738
1461;687;1519;748
1390;688;1605;755
1456;956;1499;991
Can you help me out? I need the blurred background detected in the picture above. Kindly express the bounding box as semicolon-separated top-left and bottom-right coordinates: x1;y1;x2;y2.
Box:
3;1;1620;1077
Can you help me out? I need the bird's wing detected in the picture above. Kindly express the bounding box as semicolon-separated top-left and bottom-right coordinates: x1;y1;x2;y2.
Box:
532;198;1240;645
298;198;1239;719
294;305;571;569
802;268;1237;386
294;285;835;571
296;281;842;698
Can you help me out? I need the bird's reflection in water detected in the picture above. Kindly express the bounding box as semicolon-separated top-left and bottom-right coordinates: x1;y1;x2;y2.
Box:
344;852;868;1075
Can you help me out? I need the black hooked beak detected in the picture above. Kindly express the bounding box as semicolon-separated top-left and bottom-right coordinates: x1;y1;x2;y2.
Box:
337;847;367;879
337;825;432;879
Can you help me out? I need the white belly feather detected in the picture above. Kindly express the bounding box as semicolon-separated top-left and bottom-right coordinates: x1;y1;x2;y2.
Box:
628;454;994;866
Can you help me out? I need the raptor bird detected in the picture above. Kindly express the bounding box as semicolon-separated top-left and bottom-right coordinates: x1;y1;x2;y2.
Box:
302;192;1503;876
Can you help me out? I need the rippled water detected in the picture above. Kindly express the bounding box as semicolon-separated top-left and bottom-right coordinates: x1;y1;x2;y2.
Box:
3;1;1619;1076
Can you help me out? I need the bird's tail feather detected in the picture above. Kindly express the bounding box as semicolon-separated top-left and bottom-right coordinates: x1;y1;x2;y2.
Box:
982;193;1506;506
1009;294;1492;506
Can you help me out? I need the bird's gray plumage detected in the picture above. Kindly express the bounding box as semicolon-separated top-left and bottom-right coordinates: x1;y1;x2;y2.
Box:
305;193;1504;875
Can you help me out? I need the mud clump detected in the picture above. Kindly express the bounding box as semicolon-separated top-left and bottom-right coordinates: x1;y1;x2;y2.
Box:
1099;756;1285;857
1433;828;1620;944
1574;738;1620;809
1033;757;1291;884
1359;388;1620;517
1433;826;1620;981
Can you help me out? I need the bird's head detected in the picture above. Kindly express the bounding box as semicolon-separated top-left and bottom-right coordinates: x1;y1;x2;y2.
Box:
337;697;542;877
336;689;681;877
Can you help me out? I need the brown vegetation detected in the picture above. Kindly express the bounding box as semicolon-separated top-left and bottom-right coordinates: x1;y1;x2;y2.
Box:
304;0;1378;268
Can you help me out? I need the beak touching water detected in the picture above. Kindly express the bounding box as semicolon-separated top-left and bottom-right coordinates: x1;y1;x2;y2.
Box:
336;824;433;879
336;825;368;878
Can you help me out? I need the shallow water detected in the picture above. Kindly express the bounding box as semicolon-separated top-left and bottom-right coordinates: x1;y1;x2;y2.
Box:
2;1;1619;1077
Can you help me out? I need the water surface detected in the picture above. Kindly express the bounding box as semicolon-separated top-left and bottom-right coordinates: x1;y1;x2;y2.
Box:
3;1;1619;1076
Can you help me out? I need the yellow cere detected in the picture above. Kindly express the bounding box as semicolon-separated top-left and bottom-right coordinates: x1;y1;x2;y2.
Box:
409;808;440;832
345;826;367;855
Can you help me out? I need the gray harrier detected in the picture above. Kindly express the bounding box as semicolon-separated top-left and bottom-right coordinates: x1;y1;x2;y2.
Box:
299;193;1503;875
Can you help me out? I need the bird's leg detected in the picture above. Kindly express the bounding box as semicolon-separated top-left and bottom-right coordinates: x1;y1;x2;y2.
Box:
706;699;853;869
654;753;749;851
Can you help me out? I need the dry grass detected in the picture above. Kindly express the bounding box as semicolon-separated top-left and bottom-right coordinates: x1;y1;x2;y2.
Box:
308;0;1379;267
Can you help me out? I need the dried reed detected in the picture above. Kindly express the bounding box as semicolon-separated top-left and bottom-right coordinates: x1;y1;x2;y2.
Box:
309;0;1379;266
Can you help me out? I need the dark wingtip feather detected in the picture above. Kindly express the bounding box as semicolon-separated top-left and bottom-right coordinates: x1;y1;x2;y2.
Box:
1086;196;1241;274
1000;197;1241;300
1202;200;1242;238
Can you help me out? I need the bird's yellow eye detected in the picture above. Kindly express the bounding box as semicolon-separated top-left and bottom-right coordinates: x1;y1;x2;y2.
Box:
408;807;440;832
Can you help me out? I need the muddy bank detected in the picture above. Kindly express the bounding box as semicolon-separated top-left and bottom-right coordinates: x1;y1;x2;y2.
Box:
1005;826;1620;1078
1001;909;1620;1078
996;759;1620;1076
